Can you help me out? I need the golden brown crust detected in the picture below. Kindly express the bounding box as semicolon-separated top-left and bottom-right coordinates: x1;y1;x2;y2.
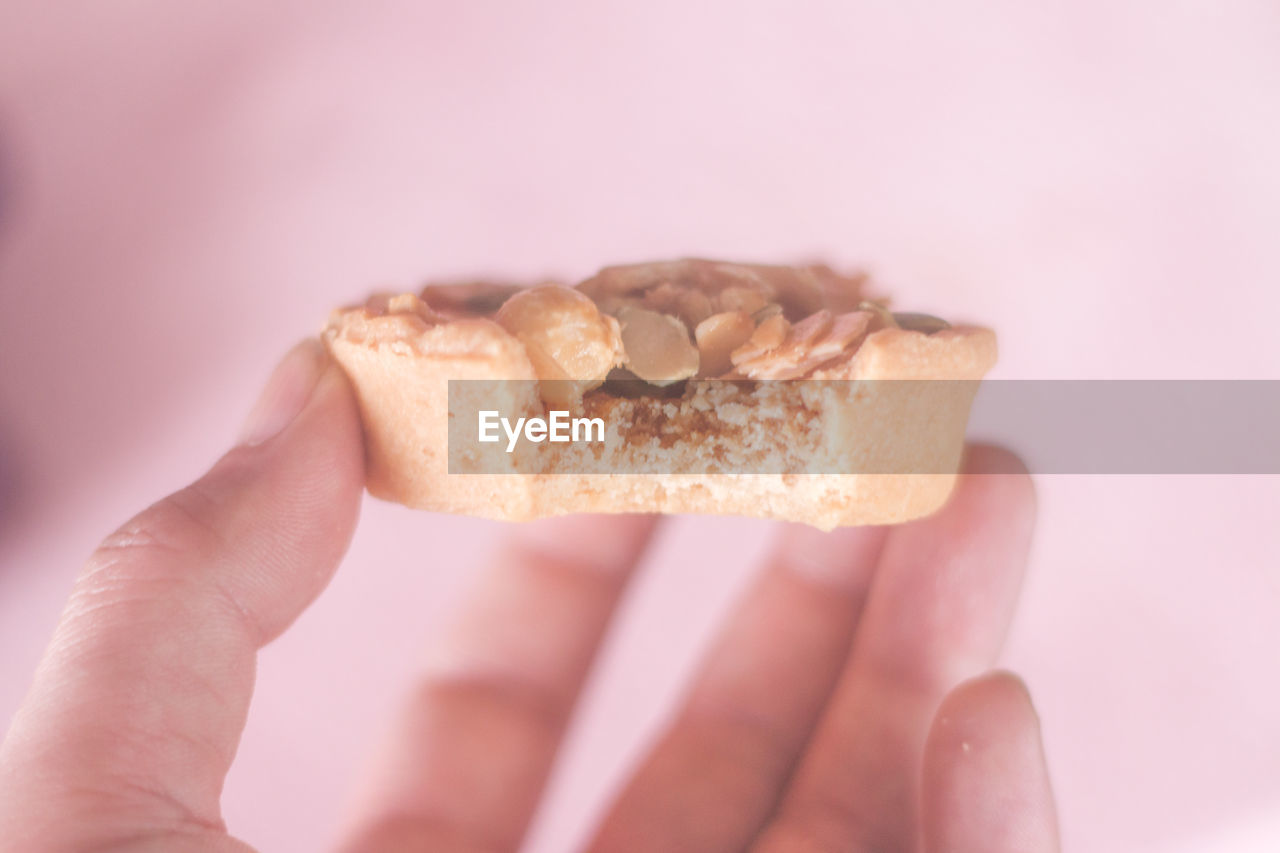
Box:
322;259;997;529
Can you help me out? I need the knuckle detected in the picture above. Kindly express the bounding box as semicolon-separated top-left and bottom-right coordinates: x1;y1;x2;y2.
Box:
411;669;572;748
752;815;858;853
346;813;508;853
87;488;226;582
68;483;264;645
758;794;904;853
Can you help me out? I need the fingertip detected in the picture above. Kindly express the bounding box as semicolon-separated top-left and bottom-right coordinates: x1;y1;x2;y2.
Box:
188;339;367;639
930;670;1038;747
289;341;367;489
774;521;889;590
951;669;1034;707
509;513;662;574
239;339;327;447
224;338;365;497
960;443;1036;515
242;341;366;602
962;443;1029;477
923;670;1059;853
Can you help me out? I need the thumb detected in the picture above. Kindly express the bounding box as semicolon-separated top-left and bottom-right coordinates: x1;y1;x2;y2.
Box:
0;340;365;851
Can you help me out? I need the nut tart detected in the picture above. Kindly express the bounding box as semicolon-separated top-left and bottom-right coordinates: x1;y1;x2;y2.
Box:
323;259;996;529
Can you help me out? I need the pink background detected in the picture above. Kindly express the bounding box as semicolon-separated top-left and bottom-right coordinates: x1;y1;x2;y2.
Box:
2;1;1278;850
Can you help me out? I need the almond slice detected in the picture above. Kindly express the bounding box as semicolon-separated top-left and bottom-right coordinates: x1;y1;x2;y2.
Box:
731;313;791;365
694;310;756;377
730;309;877;380
616;306;700;386
786;309;834;348
805;310;873;363
732;311;832;379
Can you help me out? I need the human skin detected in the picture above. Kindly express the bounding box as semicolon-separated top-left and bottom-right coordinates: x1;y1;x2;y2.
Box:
0;340;1058;852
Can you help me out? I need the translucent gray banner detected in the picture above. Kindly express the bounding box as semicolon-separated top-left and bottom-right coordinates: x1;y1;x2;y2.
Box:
445;380;1280;474
968;380;1280;474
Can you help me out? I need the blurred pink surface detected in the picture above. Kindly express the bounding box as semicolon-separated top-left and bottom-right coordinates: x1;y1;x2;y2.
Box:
1;1;1278;850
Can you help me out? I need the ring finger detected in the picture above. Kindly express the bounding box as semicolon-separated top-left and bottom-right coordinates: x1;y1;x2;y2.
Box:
590;522;889;851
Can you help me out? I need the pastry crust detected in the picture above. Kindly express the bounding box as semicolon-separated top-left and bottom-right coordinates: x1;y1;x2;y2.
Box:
323;260;996;529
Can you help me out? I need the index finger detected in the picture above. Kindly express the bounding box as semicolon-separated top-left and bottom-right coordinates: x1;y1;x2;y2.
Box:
339;514;660;853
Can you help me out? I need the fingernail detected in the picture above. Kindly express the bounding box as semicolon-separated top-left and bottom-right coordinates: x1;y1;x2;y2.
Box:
986;669;1037;712
239;340;326;446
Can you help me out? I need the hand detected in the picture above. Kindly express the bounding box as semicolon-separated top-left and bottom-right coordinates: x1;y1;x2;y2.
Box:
0;341;1058;852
